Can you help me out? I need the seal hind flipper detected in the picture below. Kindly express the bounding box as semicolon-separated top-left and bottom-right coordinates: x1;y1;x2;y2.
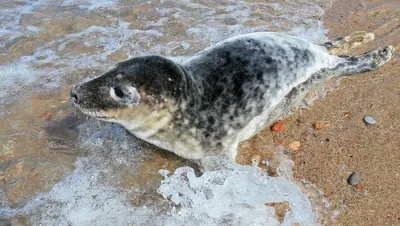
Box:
303;45;394;85
269;45;395;130
324;31;375;55
335;45;395;75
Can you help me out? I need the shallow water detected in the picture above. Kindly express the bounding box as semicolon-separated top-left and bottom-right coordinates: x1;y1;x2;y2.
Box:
1;0;333;224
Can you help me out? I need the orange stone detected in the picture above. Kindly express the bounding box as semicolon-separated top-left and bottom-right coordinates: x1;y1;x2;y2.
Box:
344;112;353;119
41;112;53;120
314;121;330;130
154;154;163;161
271;121;285;132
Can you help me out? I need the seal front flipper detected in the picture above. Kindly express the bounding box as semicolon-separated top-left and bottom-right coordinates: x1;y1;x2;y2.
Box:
323;31;375;55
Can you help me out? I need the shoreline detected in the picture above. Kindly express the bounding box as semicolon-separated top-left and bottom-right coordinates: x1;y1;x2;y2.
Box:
298;0;400;224
240;0;399;225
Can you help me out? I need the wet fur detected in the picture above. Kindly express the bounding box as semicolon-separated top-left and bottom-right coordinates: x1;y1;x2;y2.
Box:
71;32;394;160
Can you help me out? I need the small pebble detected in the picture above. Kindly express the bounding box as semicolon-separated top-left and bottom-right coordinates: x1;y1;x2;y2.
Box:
302;129;316;138
273;134;285;145
347;172;361;185
154;154;163;161
283;149;292;155
363;116;376;125
344;112;353;119
288;141;301;151
41;112;53;120
271;121;285;132
314;121;330;130
250;154;261;166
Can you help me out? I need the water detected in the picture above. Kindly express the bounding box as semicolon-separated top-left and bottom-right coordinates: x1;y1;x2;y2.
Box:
0;0;333;225
158;157;316;225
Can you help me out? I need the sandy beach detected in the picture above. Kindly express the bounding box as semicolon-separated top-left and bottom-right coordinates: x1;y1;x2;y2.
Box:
240;0;400;225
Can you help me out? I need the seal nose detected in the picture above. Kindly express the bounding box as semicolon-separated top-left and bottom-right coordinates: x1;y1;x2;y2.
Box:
70;85;80;103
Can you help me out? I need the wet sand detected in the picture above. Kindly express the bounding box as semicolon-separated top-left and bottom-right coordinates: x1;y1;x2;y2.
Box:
0;0;398;224
316;0;400;225
240;0;400;225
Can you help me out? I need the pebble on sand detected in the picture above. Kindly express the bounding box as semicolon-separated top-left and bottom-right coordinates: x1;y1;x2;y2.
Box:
41;112;53;120
250;154;261;166
344;112;353;119
288;141;301;151
363;116;376;125
314;121;330;130
347;172;361;185
271;121;285;132
273;134;285;145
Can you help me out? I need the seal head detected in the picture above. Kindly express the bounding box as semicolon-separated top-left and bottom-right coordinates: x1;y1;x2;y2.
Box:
71;55;193;157
71;55;185;120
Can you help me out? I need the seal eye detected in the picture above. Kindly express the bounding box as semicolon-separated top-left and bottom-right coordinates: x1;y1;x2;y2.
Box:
110;84;140;105
114;87;124;98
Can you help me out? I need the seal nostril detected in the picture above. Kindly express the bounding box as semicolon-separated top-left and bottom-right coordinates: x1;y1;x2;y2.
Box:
70;87;79;103
72;94;78;102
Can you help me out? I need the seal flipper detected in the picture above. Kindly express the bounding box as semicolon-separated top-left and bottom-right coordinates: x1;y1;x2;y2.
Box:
334;45;394;75
323;31;375;55
292;45;394;87
267;45;395;127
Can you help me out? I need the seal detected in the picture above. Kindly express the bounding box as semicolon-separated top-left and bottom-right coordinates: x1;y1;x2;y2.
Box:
70;32;394;160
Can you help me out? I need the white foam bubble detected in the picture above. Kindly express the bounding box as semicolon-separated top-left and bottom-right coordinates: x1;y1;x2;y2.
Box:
287;25;329;45
158;157;317;226
0;62;37;99
61;0;118;10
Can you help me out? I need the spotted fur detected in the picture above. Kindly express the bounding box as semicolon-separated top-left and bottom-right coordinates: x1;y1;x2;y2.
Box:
71;32;394;160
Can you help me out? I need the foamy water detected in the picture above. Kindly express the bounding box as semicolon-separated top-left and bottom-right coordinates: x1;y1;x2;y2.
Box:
0;0;333;225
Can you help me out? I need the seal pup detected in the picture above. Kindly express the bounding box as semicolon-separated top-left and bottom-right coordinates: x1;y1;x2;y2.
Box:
70;32;394;160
